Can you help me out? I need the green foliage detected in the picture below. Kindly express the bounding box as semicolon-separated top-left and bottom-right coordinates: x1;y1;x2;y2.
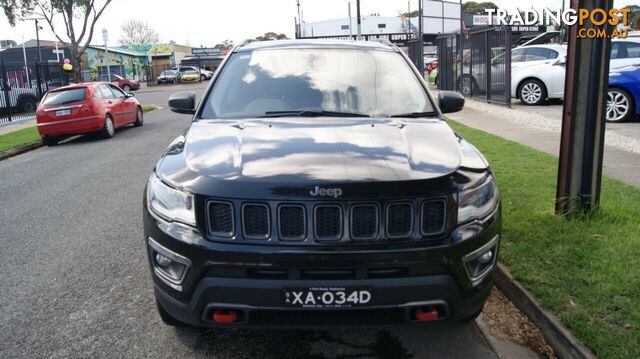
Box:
255;32;289;41
401;10;421;18
214;39;235;49
462;1;498;15
449;120;640;358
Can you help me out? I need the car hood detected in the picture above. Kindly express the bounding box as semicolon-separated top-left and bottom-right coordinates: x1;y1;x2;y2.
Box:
156;118;482;199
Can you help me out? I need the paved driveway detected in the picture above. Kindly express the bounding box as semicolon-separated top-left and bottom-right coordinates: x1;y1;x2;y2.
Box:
0;83;497;358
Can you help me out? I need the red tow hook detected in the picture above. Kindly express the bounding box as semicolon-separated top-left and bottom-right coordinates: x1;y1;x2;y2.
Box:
212;309;238;324
415;306;440;322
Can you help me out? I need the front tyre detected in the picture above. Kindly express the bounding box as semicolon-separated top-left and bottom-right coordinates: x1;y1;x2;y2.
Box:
101;115;115;139
518;79;546;106
606;88;635;123
134;107;143;127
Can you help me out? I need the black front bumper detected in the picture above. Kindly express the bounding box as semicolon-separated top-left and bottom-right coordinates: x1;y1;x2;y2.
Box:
144;208;501;328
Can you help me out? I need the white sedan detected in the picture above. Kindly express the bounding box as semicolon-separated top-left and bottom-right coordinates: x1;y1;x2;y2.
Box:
513;39;640;105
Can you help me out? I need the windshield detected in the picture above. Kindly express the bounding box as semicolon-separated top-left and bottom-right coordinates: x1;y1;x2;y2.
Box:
41;88;87;106
200;48;435;119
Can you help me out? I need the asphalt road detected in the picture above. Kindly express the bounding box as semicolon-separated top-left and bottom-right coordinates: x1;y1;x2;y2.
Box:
0;82;497;358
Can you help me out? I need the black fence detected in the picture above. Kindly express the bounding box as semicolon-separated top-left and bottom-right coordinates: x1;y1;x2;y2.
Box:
437;27;512;106
0;60;70;124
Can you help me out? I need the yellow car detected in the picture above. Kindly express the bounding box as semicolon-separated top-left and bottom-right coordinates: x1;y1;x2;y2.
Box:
181;70;200;82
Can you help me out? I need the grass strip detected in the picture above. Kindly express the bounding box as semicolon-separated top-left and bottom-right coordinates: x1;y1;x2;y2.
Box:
449;120;640;359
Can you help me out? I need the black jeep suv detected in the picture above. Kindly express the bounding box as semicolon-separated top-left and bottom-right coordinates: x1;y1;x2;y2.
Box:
143;40;501;327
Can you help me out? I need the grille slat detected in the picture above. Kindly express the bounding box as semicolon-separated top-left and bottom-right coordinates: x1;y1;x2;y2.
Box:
314;205;343;240
386;203;413;238
208;201;234;237
242;204;270;239
351;205;379;240
279;205;306;240
422;200;446;235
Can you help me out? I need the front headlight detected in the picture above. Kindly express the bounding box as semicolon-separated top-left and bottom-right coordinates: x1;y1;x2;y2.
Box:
457;174;499;224
147;174;196;226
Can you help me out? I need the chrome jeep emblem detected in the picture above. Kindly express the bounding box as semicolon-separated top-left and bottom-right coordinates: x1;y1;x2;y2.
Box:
309;186;343;198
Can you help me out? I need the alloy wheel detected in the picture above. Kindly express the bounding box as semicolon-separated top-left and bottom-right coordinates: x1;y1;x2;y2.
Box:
105;116;115;136
606;90;630;122
521;82;542;104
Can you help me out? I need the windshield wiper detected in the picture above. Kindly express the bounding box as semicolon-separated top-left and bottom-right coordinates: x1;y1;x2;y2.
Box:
389;111;439;118
260;110;370;118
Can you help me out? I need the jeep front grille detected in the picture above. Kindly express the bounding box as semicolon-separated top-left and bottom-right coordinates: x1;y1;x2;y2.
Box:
206;198;448;244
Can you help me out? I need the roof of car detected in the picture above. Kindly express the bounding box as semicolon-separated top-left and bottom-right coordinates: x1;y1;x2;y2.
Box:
237;39;397;52
515;44;567;52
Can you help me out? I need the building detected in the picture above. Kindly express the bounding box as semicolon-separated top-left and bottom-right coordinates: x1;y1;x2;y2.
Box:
0;39;69;68
82;46;149;81
300;16;404;37
0;40;18;49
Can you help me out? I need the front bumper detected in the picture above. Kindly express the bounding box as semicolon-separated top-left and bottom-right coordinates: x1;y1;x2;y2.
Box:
143;206;501;328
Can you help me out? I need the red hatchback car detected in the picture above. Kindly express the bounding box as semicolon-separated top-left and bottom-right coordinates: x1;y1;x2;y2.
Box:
36;82;143;146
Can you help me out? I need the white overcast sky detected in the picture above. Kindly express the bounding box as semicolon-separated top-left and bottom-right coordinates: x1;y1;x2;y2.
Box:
0;0;635;47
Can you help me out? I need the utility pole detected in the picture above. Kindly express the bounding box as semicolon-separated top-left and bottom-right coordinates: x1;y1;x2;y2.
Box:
555;0;614;215
356;0;362;39
297;0;302;37
418;0;424;71
348;2;353;38
103;28;111;82
34;19;42;61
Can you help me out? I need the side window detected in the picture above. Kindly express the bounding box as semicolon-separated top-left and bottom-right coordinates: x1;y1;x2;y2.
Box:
98;84;115;99
511;48;525;62
108;84;126;98
611;43;619;58
611;42;640;59
628;43;640;58
524;48;555;61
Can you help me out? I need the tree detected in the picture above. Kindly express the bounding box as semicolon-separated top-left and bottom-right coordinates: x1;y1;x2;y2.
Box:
119;19;159;46
214;39;235;49
255;32;289;41
401;10;421;18
462;1;498;15
1;0;113;82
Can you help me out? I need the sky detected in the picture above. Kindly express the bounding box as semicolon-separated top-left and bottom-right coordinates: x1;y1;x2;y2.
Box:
0;0;635;48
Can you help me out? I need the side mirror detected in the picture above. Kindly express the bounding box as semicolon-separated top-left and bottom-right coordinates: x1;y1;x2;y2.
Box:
125;93;134;98
169;91;196;115
438;91;465;114
555;56;567;66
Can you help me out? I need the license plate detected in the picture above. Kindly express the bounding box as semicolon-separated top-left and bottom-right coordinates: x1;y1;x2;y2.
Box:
55;109;71;117
283;287;372;308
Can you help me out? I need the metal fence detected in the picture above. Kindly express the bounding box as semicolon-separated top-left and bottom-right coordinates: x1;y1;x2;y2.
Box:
1;60;70;124
437;27;512;106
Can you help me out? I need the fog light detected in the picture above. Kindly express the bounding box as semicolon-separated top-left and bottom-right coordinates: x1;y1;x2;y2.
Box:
478;250;493;264
462;235;499;286
148;237;192;291
155;253;172;268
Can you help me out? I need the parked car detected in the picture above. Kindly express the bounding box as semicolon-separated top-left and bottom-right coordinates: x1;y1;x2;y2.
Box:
110;74;140;92
173;66;212;81
35;82;143;146
610;38;640;70
0;81;38;113
510;44;568;105
510;39;640;105
423;52;438;68
157;70;180;84
145;40;501;328
607;64;640;122
180;70;200;82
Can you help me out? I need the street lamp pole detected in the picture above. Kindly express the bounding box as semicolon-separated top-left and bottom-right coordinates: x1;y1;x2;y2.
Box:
297;0;302;37
356;0;362;39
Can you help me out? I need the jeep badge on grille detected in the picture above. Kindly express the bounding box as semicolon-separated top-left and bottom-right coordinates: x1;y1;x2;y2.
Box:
309;186;343;198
